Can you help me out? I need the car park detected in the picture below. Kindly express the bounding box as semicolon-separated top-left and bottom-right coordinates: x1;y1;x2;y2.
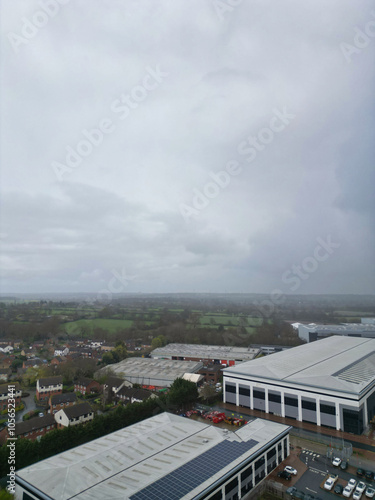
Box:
284;466;298;476
332;457;342;467
334;484;343;494
366;487;375;498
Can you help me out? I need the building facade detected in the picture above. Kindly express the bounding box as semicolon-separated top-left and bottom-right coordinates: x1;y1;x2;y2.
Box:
223;336;375;435
36;376;63;402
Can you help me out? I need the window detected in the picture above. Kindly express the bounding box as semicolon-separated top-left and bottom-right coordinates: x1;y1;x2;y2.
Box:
302;399;316;411
239;386;250;396
285;396;298;407
225;384;236;393
253;390;265;400
320;403;335;415
268;392;281;403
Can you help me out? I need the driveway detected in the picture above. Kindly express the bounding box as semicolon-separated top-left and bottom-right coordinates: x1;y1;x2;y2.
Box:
16;389;45;422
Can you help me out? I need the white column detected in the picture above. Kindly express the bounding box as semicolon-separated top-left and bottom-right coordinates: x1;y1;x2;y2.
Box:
335;402;341;430
298;394;302;421
236;382;239;407
363;399;368;428
265;387;269;414
223;378;226;403
316;397;321;426
250;385;254;410
281;390;285;417
264;451;268;475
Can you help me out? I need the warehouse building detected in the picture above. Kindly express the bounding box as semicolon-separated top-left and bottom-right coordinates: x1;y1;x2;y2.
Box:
15;412;290;500
151;343;260;366
223;336;375;435
96;357;203;389
298;322;375;342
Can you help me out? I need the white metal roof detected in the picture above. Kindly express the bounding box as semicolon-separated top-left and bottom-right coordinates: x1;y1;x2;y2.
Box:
151;343;260;361
16;413;289;500
224;336;375;395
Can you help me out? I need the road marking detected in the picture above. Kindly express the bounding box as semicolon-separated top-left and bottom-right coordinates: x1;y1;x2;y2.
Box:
306;487;318;494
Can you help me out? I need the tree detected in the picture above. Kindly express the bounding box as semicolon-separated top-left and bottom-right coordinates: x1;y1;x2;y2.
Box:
200;384;217;403
168;378;198;408
151;335;167;350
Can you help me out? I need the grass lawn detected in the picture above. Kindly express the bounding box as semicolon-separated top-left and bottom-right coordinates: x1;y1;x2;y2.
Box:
65;318;134;335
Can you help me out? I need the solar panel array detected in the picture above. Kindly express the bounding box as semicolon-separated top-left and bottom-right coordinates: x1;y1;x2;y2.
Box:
335;351;375;384
129;439;258;500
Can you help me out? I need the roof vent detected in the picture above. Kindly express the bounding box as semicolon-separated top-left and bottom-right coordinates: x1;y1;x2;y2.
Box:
202;439;209;443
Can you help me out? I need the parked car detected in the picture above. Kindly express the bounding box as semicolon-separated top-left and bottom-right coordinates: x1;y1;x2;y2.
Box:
286;487;297;496
278;471;292;480
324;478;335;491
365;471;375;481
353;490;363;500
343;485;353;497
357;483;367;494
332;457;342;467
366;487;375;498
340;461;349;471
334;484;343;495
284;466;298;476
349;479;358;490
357;469;365;477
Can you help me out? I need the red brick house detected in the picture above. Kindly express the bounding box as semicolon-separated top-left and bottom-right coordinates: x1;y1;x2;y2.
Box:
36;376;63;402
49;392;77;414
0;382;22;411
116;387;154;404
0;414;56;444
74;377;101;395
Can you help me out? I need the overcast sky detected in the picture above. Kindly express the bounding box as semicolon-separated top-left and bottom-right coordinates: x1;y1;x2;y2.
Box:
1;0;374;296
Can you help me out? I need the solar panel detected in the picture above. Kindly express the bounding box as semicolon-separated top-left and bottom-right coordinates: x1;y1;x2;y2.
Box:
129;439;258;500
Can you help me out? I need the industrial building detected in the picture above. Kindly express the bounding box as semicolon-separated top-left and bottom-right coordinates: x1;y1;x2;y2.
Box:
97;357;203;389
15;412;290;500
151;343;260;366
223;336;375;435
298;322;375;342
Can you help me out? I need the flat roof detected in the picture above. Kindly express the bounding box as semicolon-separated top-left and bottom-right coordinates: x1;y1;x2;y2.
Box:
151;343;260;361
224;336;375;395
16;413;290;500
97;358;203;386
298;323;375;333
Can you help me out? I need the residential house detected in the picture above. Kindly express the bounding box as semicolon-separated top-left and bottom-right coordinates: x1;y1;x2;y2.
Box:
0;414;56;444
50;356;65;368
36;376;63;402
0;382;22;410
198;364;223;384
0;345;13;354
49;392;77;414
101;342;115;352
116;387;155;405
23;357;44;369
74;377;101;395
54;347;69;357
0;368;10;382
103;376;132;402
54;402;94;428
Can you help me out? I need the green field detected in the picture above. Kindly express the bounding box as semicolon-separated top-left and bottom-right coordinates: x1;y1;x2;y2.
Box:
65;318;134;336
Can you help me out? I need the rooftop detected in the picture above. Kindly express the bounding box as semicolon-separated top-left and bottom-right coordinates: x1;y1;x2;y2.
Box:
16;412;290;500
38;376;63;386
15;414;55;436
224;336;375;395
63;402;93;419
151;343;260;361
98;358;203;387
